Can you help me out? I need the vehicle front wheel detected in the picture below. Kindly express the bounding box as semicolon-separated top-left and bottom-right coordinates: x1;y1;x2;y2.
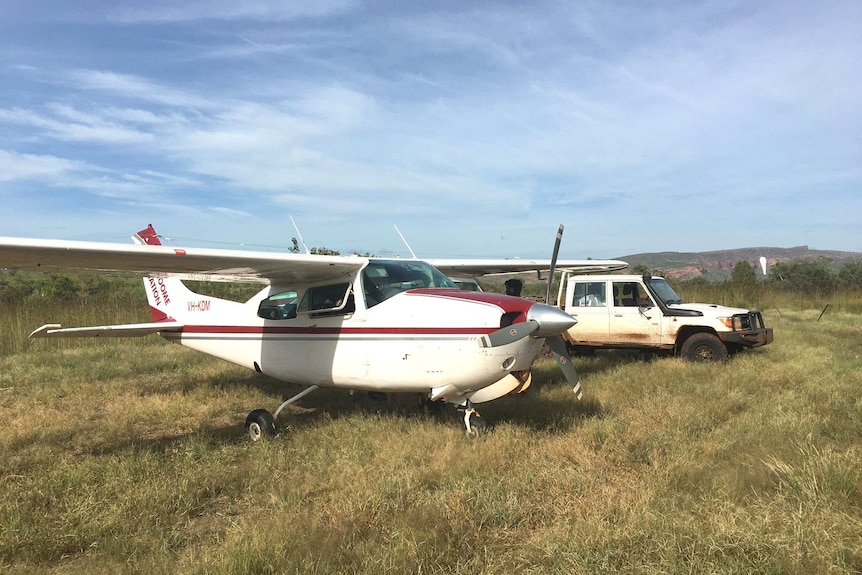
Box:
680;333;728;362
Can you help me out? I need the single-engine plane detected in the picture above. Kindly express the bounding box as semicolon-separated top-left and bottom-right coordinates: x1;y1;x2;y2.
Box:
0;224;626;438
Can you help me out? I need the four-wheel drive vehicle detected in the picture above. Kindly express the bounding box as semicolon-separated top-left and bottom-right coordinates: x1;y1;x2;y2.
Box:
557;272;773;362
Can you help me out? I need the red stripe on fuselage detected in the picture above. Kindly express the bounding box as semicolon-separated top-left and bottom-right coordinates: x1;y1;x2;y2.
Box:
175;325;495;335
407;288;534;313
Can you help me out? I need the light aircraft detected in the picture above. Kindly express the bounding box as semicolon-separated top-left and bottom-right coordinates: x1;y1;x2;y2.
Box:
0;224;627;439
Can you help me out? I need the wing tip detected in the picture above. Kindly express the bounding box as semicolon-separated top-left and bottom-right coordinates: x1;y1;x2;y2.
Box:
29;324;62;339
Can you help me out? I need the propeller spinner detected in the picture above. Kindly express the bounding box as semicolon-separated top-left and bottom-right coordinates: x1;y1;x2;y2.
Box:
479;303;575;348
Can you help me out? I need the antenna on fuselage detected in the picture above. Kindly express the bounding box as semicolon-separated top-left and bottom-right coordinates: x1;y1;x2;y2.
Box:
289;216;311;255
393;225;417;259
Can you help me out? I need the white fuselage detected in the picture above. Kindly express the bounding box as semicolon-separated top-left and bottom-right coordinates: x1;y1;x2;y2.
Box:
157;279;544;399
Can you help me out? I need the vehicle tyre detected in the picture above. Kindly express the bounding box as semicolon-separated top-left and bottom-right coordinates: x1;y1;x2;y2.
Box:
245;409;277;441
680;333;728;363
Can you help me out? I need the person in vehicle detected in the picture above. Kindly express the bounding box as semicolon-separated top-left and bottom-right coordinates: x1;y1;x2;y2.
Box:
578;284;605;306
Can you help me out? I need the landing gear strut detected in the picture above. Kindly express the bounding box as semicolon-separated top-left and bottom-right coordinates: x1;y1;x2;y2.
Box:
244;384;320;442
459;401;486;438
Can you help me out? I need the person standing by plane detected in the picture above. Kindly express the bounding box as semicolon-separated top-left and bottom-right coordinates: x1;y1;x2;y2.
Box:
505;278;523;297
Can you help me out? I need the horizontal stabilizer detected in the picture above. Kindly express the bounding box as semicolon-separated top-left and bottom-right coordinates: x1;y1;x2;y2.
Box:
29;322;184;339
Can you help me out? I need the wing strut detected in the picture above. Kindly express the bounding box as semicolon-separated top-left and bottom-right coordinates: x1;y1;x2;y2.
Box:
290;216;311;254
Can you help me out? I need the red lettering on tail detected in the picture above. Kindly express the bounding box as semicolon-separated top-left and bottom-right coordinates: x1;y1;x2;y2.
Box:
158;278;171;305
148;277;162;306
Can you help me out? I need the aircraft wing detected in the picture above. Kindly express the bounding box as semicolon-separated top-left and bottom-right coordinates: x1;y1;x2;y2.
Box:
30;322;184;339
0;237;367;284
427;258;628;276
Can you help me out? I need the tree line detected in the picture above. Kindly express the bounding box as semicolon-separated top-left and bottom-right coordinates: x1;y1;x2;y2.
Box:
2;258;861;306
722;258;861;295
0;272;261;305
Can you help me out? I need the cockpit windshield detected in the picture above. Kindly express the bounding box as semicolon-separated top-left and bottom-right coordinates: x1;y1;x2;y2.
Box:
648;277;684;305
362;260;456;308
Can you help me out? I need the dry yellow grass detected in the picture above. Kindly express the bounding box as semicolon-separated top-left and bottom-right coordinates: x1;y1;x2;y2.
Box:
0;309;860;574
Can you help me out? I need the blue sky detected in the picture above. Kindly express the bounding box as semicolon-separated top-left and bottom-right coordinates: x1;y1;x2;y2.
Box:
0;0;859;259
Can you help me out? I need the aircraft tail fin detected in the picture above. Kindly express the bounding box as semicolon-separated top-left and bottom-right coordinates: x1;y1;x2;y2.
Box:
133;225;246;324
134;225;202;322
143;275;203;322
133;224;162;246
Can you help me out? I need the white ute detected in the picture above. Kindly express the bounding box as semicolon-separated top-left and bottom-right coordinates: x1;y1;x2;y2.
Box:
557;272;773;361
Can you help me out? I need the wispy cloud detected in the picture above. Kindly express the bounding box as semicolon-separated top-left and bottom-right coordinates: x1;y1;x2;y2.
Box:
0;150;88;182
68;70;216;109
108;0;358;24
0;106;154;144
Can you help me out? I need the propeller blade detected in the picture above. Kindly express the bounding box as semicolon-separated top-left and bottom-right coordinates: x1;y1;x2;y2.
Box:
479;320;540;348
545;224;564;304
547;334;582;399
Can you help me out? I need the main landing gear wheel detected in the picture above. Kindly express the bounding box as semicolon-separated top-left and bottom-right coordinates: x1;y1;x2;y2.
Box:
245;409;276;442
243;385;320;441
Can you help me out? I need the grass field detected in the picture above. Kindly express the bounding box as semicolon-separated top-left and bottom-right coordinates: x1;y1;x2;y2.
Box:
1;305;860;574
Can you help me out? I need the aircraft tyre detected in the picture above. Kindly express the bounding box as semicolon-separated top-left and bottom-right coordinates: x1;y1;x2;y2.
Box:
245;409;277;441
680;333;728;363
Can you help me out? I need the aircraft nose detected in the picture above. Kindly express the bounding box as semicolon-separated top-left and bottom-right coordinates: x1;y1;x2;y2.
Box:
525;303;577;337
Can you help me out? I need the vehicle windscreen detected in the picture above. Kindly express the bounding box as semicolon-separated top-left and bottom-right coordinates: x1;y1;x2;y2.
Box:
648;278;684;305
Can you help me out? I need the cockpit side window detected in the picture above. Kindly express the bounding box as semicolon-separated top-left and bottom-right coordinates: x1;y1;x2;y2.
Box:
297;282;352;315
257;290;299;320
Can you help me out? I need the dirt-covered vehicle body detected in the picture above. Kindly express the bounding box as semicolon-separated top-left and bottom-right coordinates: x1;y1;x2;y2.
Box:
557;272;773;361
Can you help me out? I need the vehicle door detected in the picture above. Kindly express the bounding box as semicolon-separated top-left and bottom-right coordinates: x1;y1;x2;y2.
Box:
610;281;663;346
565;279;610;344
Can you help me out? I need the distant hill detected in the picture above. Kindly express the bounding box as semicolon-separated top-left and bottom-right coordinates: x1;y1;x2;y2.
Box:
616;246;862;280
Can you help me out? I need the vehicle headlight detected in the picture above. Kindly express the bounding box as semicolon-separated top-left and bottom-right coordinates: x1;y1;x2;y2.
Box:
719;316;743;330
